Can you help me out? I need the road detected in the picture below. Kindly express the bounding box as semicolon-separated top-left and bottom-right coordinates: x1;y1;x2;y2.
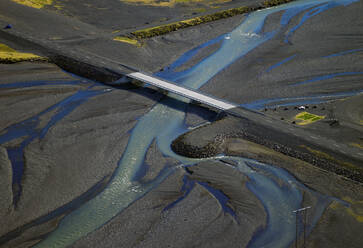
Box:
127;72;237;111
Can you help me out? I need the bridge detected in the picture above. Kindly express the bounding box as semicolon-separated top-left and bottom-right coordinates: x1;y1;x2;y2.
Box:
125;71;238;111
65;50;238;111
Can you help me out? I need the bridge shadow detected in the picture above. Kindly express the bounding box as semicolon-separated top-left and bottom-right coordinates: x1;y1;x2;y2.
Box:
111;82;224;123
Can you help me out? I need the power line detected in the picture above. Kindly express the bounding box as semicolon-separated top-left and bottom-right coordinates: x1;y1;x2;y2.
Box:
293;206;311;248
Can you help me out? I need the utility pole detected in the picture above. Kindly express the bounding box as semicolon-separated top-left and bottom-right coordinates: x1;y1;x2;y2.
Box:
293;206;311;248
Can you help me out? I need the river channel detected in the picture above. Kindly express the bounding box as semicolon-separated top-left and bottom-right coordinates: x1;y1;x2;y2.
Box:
2;0;358;247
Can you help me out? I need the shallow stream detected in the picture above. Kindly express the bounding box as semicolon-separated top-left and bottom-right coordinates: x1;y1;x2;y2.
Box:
0;0;359;247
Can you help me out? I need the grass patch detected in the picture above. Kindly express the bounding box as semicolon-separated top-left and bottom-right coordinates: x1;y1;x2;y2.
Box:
11;0;53;9
120;0;231;8
295;111;325;125
123;0;295;40
193;7;207;13
131;6;251;39
351;143;363;149
344;197;363;222
262;0;294;7
113;36;142;47
0;43;46;63
330;197;363;223
300;145;359;170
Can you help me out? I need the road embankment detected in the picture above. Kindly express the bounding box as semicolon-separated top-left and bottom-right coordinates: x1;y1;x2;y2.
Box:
172;106;363;183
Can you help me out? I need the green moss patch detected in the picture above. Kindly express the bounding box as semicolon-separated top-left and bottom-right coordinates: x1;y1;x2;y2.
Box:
113;36;142;47
121;0;232;8
295;112;325;125
0;43;47;63
262;0;294;7
11;0;52;9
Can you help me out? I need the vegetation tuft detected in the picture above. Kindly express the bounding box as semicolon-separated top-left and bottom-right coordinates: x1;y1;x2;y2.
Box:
0;43;47;63
263;0;294;7
113;36;142;47
113;0;296;44
295;112;325;125
11;0;53;9
131;6;251;39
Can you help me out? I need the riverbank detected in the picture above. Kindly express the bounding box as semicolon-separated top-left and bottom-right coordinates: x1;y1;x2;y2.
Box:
172;98;363;182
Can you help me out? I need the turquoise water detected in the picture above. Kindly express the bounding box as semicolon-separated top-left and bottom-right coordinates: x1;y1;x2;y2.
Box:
30;0;358;247
234;158;333;248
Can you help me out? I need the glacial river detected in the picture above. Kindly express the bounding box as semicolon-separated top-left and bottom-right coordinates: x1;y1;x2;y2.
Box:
2;0;359;247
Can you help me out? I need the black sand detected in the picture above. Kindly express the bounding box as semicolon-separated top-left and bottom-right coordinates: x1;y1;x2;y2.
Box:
0;0;362;247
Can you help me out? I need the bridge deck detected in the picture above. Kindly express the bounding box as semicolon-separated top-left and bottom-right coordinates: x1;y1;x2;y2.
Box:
127;72;237;111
